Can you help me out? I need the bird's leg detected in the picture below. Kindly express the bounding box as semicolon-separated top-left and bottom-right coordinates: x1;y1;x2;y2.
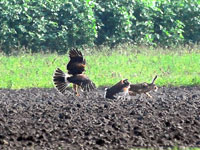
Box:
145;92;152;98
73;84;80;96
75;85;80;96
73;84;76;92
124;91;129;100
76;85;80;96
123;94;126;101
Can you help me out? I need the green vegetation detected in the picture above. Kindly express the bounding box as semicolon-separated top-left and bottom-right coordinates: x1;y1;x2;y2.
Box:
0;0;200;53
0;45;199;89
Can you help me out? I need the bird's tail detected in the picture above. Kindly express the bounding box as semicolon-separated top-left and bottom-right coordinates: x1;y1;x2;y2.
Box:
53;68;69;94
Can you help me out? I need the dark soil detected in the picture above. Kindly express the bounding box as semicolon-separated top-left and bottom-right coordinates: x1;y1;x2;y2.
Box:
0;86;200;150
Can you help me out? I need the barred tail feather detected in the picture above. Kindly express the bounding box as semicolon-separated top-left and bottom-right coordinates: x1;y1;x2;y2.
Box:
53;68;69;94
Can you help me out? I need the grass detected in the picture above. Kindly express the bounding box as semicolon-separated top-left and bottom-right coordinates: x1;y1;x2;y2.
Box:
0;45;200;89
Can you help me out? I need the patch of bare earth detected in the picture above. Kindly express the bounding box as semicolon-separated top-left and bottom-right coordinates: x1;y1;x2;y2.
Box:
0;86;200;150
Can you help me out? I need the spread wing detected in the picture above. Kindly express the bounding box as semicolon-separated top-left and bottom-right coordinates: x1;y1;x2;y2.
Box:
53;68;70;94
67;74;96;92
67;48;86;75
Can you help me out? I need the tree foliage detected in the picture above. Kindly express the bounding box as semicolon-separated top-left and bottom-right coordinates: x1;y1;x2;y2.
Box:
0;0;199;53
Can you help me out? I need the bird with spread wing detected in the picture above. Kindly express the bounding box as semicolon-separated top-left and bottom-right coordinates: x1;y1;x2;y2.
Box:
53;48;96;96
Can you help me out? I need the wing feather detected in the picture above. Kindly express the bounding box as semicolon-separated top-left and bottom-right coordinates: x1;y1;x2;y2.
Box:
53;68;69;94
69;48;83;58
67;74;96;92
67;48;86;75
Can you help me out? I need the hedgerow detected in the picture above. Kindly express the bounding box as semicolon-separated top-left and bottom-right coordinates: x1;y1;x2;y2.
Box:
0;0;97;53
0;0;199;53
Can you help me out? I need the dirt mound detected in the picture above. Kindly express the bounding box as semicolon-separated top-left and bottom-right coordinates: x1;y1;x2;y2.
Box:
0;86;200;150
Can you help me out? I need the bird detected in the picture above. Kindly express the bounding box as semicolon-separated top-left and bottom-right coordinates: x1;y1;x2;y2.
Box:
53;48;96;96
67;48;86;75
104;79;130;99
128;75;158;98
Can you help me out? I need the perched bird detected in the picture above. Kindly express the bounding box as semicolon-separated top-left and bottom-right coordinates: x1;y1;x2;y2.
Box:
105;79;130;99
129;75;158;98
53;49;96;96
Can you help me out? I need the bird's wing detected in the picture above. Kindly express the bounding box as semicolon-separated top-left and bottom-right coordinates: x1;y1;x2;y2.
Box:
105;79;130;99
53;68;70;94
67;48;86;75
108;80;124;93
69;48;83;58
67;74;96;92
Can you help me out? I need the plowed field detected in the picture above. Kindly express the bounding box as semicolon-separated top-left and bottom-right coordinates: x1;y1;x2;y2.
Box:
0;86;200;150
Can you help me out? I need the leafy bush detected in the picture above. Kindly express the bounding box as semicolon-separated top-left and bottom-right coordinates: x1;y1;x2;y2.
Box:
0;0;199;54
175;0;200;43
130;1;155;45
94;0;134;46
56;0;97;53
150;1;185;46
0;0;96;53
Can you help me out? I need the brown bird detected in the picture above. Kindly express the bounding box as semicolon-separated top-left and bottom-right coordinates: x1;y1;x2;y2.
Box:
129;75;158;98
67;48;86;75
53;48;96;96
105;79;130;99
